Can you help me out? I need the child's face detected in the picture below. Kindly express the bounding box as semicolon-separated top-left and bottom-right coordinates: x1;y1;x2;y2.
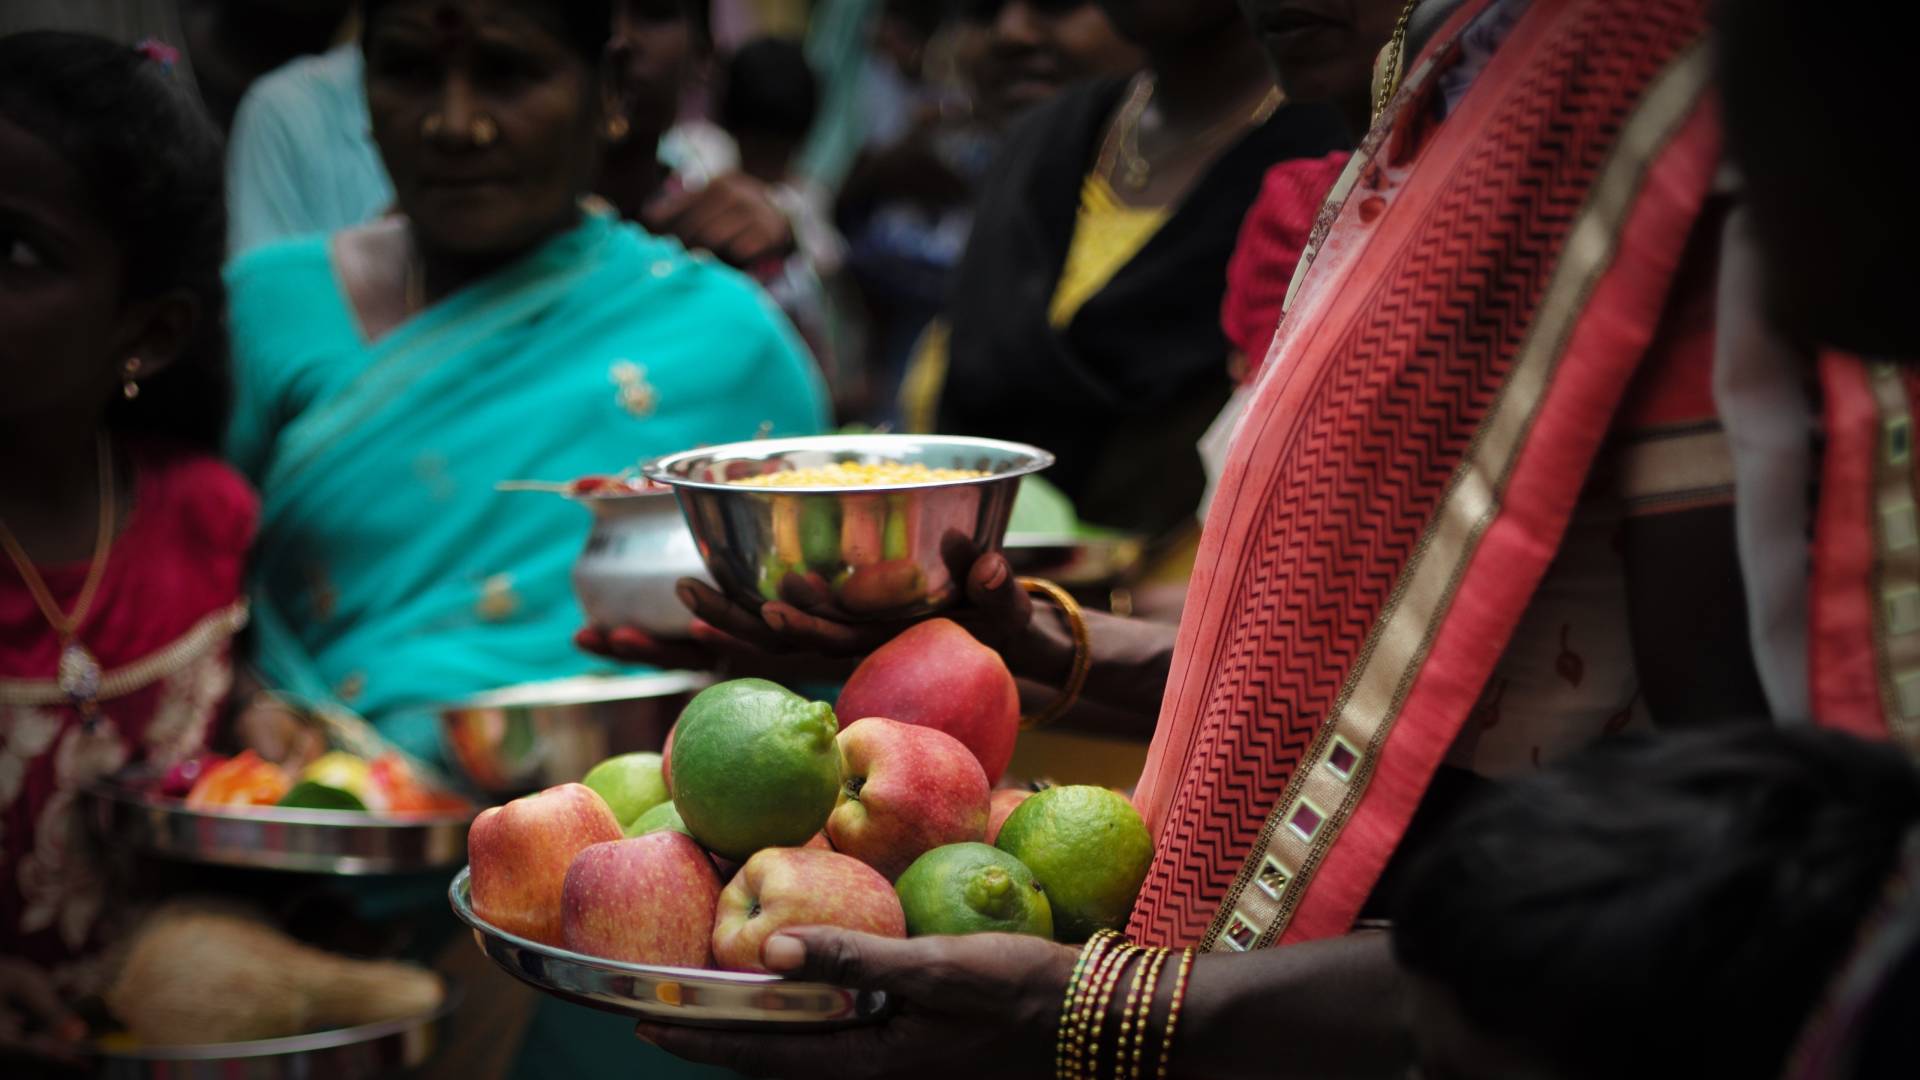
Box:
0;116;133;428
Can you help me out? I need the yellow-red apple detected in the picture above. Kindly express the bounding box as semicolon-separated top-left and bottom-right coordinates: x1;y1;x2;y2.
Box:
561;833;721;968
834;619;1020;782
468;783;622;946
711;848;905;972
827;717;990;880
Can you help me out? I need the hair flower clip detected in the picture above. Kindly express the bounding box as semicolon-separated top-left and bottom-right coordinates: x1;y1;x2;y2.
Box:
133;38;181;73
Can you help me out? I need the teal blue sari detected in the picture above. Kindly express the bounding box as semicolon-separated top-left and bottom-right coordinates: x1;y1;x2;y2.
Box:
227;210;828;762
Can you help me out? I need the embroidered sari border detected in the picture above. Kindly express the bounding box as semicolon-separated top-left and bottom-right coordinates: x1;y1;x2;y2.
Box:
0;601;250;706
1865;364;1920;746
1202;41;1717;952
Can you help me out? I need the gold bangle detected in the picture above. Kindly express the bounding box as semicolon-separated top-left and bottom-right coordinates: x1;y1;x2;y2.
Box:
1125;947;1171;1079
1020;577;1091;729
1154;949;1196;1080
1083;943;1137;1078
1057;931;1118;1080
1074;941;1132;1079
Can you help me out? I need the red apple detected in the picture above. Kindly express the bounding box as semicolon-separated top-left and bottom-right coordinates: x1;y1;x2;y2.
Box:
805;831;833;851
561;833;721;968
827;717;990;880
835;619;1020;782
986;789;1033;845
469;783;623;946
712;848;905;972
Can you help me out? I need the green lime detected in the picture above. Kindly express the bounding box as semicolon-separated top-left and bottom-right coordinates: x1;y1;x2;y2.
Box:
896;843;1052;938
625;799;691;838
277;781;366;812
582;752;669;829
994;786;1151;942
669;678;841;861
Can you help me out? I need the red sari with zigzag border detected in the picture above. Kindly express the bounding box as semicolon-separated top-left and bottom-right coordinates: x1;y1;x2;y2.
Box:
1127;0;1724;950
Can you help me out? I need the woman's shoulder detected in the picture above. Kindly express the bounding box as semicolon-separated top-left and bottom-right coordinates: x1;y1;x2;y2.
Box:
225;230;336;293
610;221;788;327
132;443;260;559
999;77;1129;156
225;229;365;362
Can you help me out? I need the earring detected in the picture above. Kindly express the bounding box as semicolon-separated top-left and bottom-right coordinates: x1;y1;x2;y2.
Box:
471;115;498;147
604;113;631;143
421;113;446;139
122;358;142;400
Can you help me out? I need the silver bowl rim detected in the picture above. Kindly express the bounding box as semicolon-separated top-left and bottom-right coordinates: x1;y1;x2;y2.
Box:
84;778;477;830
92;980;463;1061
437;670;713;713
448;866;829;989
643;434;1055;495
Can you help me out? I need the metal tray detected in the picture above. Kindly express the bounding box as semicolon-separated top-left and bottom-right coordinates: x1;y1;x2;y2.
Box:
92;984;460;1080
449;868;887;1030
85;781;475;876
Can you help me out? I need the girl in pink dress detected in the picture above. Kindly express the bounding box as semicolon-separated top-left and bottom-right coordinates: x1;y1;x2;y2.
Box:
0;33;256;1065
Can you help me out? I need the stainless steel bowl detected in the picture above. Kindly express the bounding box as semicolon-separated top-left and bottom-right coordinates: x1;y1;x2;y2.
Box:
84;781;473;875
645;435;1053;622
570;484;713;638
93;983;461;1080
438;672;710;796
450;869;886;1030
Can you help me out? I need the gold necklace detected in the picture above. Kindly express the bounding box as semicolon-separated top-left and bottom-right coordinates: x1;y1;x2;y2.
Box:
1103;74;1286;193
0;432;116;718
1372;0;1424;123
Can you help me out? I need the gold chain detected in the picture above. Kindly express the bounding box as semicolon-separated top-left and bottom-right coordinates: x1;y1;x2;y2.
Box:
1102;74;1286;193
0;432;116;640
1372;0;1424;124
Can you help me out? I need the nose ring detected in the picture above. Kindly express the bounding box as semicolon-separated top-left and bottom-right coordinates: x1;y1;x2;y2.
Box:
471;115;498;147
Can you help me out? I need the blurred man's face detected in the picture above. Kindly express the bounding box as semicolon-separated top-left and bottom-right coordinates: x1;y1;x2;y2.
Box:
1235;0;1405;106
971;1;1142;121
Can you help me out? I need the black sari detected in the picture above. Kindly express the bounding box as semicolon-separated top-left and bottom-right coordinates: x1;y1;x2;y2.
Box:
938;78;1349;538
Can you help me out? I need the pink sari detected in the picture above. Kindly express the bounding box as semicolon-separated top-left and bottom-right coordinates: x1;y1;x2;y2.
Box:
1127;0;1725;950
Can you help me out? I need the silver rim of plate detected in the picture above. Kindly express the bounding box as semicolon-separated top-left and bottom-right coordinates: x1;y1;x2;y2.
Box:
645;434;1055;494
84;781;475;876
449;868;889;1030
92;983;461;1078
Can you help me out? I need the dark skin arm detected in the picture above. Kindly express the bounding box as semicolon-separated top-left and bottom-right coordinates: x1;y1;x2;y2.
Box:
636;927;1411;1080
576;552;1179;725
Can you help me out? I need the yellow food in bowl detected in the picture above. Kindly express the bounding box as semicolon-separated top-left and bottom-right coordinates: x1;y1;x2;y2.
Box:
729;462;989;488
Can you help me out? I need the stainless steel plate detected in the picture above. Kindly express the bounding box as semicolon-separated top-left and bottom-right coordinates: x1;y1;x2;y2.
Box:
92;985;460;1080
449;868;887;1030
85;781;474;876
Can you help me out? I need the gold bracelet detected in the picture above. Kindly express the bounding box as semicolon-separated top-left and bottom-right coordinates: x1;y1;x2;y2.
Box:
1057;932;1118;1080
1074;942;1133;1079
1154;949;1196;1080
1125;947;1171;1079
1020;577;1092;729
1083;943;1138;1078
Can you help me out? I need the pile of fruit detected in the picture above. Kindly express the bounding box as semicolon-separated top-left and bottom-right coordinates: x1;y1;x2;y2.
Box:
173;749;469;815
466;619;1153;971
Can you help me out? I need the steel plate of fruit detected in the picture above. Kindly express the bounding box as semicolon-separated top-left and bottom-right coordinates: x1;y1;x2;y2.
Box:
91;983;460;1080
85;778;475;875
449;868;888;1030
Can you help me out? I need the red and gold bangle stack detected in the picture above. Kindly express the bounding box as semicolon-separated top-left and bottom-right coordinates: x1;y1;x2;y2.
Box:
1053;934;1199;1080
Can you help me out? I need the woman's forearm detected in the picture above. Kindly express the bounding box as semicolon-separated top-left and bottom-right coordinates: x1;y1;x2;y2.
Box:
1010;605;1178;724
1173;932;1412;1079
